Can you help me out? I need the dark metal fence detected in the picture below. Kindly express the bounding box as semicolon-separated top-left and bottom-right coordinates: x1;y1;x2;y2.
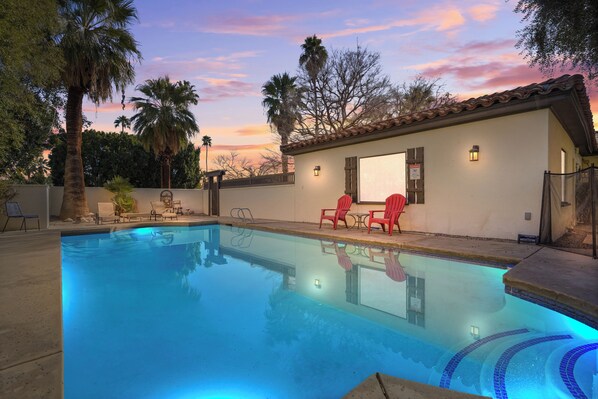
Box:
539;167;597;258
219;173;295;188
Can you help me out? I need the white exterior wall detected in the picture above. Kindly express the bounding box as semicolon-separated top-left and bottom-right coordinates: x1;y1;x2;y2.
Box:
49;187;204;216
220;185;295;220
547;112;580;239
1;185;49;231
293;110;555;240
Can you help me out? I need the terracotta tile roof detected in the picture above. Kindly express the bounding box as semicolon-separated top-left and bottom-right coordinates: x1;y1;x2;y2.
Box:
281;74;596;154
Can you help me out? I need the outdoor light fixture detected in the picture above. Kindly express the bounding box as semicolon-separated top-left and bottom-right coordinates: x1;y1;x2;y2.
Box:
470;325;480;340
313;165;321;176
469;145;479;161
314;279;321;288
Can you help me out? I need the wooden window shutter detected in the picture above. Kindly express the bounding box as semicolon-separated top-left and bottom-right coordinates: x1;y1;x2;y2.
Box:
406;147;425;204
344;156;358;202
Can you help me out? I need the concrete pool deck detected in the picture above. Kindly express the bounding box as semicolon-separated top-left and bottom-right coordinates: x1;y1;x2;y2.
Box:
1;216;596;398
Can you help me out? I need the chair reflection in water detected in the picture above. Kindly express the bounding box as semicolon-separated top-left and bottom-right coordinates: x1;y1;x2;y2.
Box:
320;240;354;271
368;247;406;282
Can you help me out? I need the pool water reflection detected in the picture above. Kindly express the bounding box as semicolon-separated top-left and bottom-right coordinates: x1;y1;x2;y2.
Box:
62;225;598;399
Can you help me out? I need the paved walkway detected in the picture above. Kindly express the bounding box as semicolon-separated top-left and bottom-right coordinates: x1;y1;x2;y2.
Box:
1;216;596;398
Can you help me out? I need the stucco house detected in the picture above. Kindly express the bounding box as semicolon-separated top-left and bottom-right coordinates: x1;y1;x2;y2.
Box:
279;74;596;240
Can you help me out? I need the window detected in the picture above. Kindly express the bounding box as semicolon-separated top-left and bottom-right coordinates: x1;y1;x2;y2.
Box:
359;267;406;318
358;153;406;202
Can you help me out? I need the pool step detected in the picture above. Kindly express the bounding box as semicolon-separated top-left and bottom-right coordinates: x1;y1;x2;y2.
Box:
428;329;533;392
431;329;596;398
546;340;598;399
479;332;573;398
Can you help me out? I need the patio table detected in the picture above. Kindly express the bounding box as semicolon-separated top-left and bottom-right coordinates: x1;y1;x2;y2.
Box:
348;212;369;230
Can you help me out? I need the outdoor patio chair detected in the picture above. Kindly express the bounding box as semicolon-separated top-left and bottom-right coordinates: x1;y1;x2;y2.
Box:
150;201;178;221
367;193;406;236
160;190;173;208
97;202;120;224
319;194;352;230
2;201;40;232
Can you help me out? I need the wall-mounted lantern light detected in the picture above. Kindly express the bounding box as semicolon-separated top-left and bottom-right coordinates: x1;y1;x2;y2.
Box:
469;145;479;162
470;325;480;340
314;279;321;288
313;165;321;176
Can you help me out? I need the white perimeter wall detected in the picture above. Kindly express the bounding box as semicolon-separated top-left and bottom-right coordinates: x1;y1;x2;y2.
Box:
1;185;49;231
2;186;205;231
293;109;556;240
219;185;295;221
48;187;205;215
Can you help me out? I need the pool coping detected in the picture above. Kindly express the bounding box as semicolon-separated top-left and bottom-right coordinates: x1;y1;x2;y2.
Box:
1;218;596;398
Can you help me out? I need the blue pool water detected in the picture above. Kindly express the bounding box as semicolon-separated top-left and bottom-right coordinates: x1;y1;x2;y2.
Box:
62;225;598;399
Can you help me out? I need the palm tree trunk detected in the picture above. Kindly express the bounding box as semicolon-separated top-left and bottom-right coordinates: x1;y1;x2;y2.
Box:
59;86;89;220
161;151;172;188
281;134;289;175
312;78;319;138
205;146;209;173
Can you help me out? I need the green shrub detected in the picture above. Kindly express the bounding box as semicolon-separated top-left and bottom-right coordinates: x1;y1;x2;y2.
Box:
0;180;16;214
104;176;135;214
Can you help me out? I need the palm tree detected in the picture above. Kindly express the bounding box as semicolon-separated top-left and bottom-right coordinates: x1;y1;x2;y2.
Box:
131;76;199;188
299;35;328;137
114;115;131;133
202;135;212;174
58;0;141;220
262;73;298;175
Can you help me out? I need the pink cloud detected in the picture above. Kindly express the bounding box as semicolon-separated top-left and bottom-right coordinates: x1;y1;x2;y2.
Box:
211;144;272;151
138;51;260;81
235;125;269;136
459;39;516;53
480;65;545;90
321;5;466;39
201;13;298;36
208;143;279;166
82;102;128;113
198;78;257;102
436;9;466;31
468;4;499;22
345;18;371;27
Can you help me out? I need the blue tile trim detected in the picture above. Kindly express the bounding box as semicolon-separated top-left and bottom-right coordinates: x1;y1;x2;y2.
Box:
439;329;529;389
560;342;598;399
493;334;572;399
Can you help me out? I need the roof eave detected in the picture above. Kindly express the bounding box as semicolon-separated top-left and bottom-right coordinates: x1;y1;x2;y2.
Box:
283;85;597;157
282;92;568;156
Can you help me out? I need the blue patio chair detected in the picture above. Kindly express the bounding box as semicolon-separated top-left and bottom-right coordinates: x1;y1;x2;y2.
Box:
2;202;40;232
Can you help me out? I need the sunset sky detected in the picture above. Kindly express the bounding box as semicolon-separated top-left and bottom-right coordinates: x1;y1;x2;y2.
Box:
82;0;598;168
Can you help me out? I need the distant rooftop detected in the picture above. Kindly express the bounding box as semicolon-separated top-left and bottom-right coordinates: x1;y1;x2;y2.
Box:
282;74;596;156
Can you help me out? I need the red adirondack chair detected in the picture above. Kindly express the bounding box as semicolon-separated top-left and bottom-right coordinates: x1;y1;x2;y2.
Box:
367;194;406;236
319;195;352;230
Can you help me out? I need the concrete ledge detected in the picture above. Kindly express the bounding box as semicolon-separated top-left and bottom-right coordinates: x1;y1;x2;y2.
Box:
220;219;537;266
0;232;62;398
343;373;491;399
0;353;62;399
504;247;598;328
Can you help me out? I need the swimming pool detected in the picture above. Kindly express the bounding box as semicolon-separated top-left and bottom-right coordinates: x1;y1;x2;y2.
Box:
62;225;598;398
